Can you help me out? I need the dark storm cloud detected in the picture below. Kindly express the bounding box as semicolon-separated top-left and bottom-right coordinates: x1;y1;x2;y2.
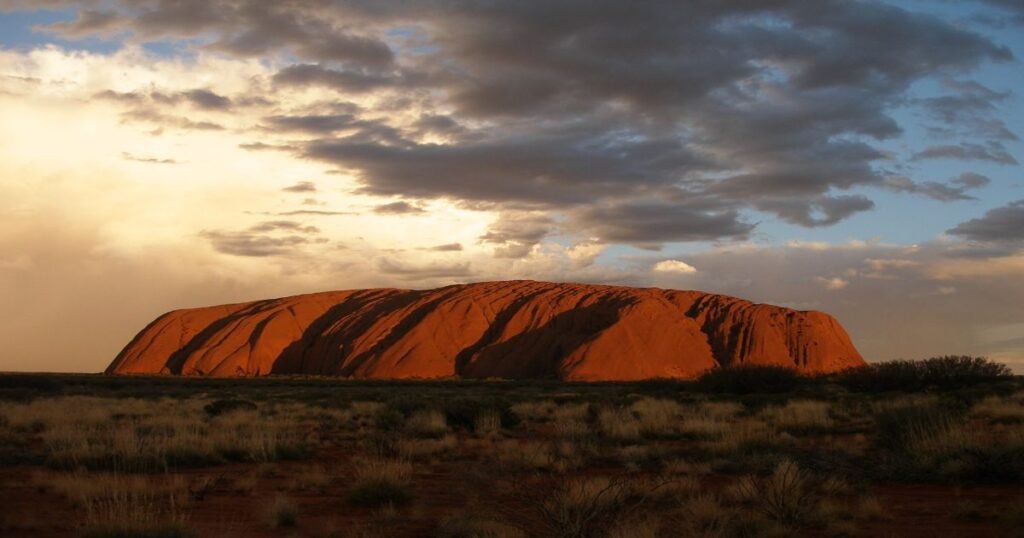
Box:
373;201;425;215
912;143;1018;165
272;64;405;93
305;118;708;206
282;181;316;193
756;195;875;227
948;200;1024;242
24;0;1017;246
572;202;754;246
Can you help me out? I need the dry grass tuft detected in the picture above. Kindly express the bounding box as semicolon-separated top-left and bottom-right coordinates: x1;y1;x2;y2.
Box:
759;400;834;433
45;471;191;536
405;410;448;438
397;434;458;461
348;457;414;506
598;408;641;441
731;460;819;528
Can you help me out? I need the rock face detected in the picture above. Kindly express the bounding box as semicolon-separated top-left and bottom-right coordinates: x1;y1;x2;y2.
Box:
106;280;865;380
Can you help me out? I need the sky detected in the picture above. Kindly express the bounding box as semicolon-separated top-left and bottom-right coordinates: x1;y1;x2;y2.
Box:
1;0;1023;374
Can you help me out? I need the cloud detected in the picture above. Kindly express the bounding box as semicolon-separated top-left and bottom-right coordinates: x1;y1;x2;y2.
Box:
181;89;231;111
264;113;360;133
121;152;176;164
376;258;473;280
565;242;606;269
17;0;1011;246
912;143;1018;165
757;195;875;228
374;201;425;215
423;242;463;252
882;174;989;202
947;200;1024;242
282;181;316;193
200;220;322;257
478;212;555;258
275;210;354;216
653;260;697;274
816;276;850;290
572;201;754;247
272;64;405;93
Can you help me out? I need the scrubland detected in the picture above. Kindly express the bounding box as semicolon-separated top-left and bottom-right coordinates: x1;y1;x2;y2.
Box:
0;357;1021;537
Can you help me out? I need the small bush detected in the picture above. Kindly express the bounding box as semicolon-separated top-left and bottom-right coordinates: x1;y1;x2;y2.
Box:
505;476;656;538
731;460;821;528
835;356;1012;392
203;399;257;417
347;457;414;506
443;397;520;433
696;366;804;394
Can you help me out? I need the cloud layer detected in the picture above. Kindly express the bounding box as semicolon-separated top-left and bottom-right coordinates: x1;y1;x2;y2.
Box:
0;1;1022;372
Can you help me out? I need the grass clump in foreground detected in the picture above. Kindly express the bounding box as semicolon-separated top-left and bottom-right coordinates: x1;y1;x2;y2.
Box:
872;400;1024;483
45;471;195;538
347;457;415;506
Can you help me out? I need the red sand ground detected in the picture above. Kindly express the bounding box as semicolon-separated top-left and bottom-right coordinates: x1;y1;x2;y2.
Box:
107;280;864;380
1;442;1019;537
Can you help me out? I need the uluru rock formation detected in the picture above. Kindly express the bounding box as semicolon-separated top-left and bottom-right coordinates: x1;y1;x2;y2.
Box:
107;280;864;380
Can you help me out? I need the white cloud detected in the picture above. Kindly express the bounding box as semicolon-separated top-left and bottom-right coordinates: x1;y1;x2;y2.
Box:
565;241;606;269
652;259;698;274
816;276;849;290
785;240;831;251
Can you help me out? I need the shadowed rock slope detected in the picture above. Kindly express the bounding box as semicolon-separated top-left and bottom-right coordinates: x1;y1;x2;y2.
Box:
106;281;864;380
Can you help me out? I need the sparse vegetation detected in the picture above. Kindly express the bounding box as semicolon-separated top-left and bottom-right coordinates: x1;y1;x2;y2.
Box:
0;370;1020;536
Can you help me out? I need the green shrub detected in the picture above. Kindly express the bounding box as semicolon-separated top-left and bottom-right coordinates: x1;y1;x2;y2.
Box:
695;366;804;394
835;356;1012;392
